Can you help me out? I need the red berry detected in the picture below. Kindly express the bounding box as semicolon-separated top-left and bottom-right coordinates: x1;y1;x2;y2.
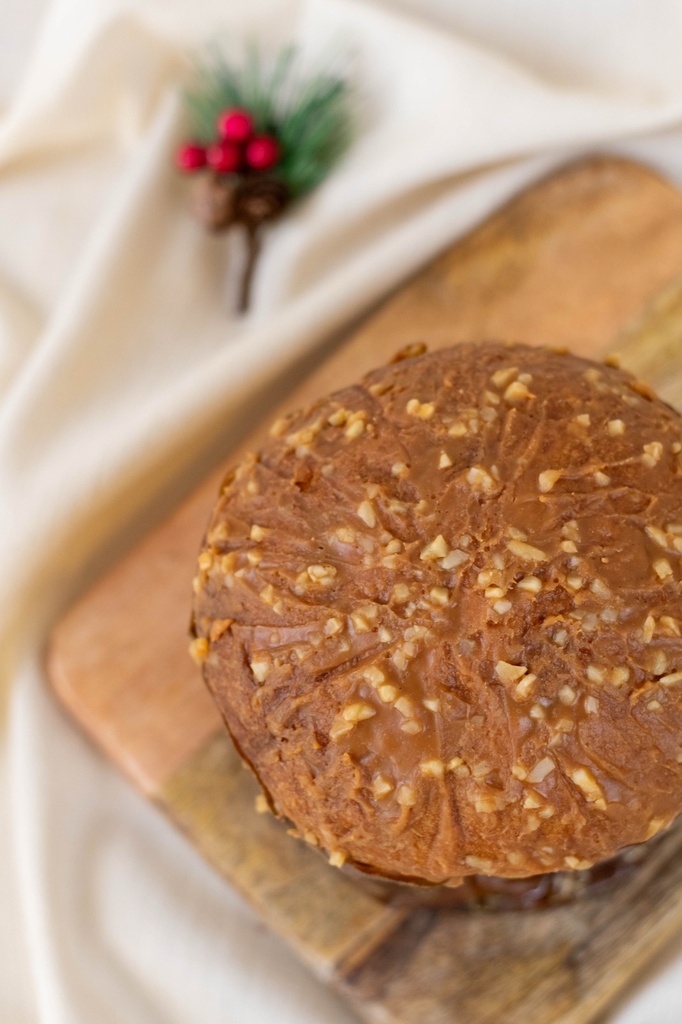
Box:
206;140;242;174
245;135;280;172
217;108;254;142
175;143;207;172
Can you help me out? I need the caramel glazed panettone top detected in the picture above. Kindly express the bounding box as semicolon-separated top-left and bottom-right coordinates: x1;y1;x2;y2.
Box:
190;342;682;887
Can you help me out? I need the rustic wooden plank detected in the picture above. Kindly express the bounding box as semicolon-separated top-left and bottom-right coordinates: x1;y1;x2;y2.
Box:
343;155;682;361
47;156;682;795
612;270;682;407
338;824;682;1024
161;726;682;1024
46;156;682;1024
162;733;406;976
47;491;223;794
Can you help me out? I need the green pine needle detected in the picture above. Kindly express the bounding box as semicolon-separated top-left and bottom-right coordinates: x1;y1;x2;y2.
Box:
183;45;353;199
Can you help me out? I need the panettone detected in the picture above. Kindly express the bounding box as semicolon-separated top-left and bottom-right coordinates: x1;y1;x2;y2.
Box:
190;342;682;886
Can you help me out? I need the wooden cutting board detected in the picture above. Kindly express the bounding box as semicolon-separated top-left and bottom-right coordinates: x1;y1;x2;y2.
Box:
47;156;682;1024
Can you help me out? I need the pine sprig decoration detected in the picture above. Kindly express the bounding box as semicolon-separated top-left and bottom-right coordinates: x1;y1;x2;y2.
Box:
176;44;354;311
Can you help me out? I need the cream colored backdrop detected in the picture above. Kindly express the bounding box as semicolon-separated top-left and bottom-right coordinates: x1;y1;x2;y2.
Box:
4;1;682;1020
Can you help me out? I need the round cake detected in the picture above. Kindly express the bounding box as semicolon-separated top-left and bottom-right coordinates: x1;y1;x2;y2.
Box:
190;342;682;886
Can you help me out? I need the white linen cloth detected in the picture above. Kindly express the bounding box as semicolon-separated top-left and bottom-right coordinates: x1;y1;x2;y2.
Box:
4;1;682;1020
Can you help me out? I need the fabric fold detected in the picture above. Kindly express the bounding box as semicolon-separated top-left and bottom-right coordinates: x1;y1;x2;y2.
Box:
4;1;682;1020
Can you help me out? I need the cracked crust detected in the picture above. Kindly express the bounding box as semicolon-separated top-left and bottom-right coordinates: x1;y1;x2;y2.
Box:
191;342;682;885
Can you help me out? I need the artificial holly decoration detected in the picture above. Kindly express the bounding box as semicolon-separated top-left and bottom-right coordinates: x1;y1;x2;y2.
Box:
245;134;280;172
206;140;242;173
217;108;254;142
176;46;353;312
175;143;207;172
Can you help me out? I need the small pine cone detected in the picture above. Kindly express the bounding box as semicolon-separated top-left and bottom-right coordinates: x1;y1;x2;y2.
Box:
192;174;236;232
233;177;290;228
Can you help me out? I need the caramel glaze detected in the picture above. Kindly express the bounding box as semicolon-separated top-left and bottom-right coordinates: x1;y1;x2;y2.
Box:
192;343;682;886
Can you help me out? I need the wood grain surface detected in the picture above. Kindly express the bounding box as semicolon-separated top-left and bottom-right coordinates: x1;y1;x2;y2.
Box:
47;156;682;1024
